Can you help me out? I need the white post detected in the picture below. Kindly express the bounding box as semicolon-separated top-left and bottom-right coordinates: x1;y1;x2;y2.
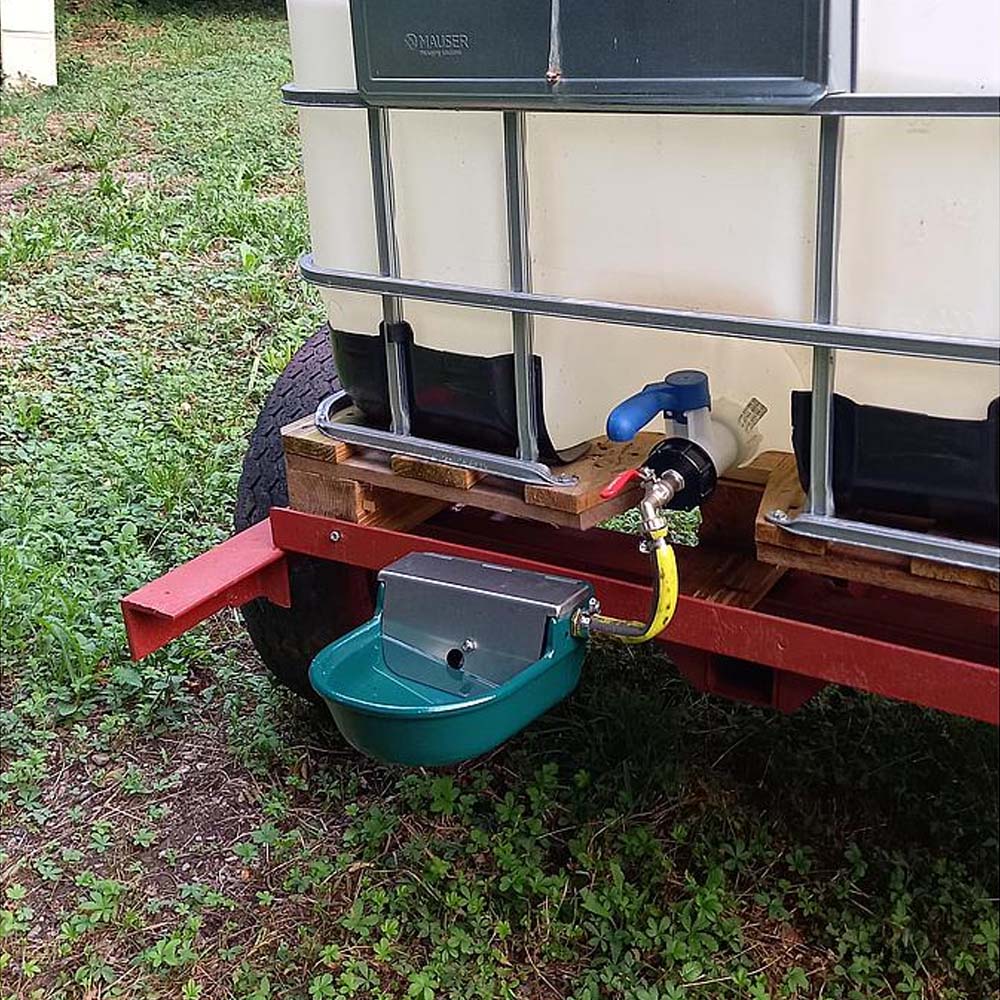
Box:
1;0;57;89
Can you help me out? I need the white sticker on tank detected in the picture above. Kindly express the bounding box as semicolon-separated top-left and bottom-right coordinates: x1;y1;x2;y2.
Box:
738;397;768;432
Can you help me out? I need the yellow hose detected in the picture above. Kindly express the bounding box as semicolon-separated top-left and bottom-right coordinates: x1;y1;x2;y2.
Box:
587;526;679;643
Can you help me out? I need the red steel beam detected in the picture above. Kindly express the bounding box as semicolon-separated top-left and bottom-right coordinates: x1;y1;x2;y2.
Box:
122;519;291;660
269;507;999;725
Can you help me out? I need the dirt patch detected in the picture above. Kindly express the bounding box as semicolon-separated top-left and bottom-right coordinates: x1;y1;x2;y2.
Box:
0;313;67;352
255;171;304;200
0;124;19;151
64;19;164;70
0;112;163;214
42;110;100;141
0;165;96;215
117;169;153;191
124;116;160;160
0;674;355;998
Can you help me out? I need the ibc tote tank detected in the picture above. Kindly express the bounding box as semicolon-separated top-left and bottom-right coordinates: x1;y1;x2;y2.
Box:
287;0;999;466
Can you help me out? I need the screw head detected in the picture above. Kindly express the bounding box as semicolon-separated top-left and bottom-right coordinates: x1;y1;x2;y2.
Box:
769;509;789;523
329;530;342;542
461;638;478;653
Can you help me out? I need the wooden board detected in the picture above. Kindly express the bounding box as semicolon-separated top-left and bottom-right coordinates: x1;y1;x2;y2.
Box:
281;418;788;611
697;451;788;552
286;460;445;528
754;453;827;555
390;454;483;489
677;547;786;608
282;416;354;464
755;453;999;611
524;438;651;513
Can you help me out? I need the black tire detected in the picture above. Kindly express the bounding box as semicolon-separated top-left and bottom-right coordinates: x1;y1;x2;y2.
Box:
235;327;373;701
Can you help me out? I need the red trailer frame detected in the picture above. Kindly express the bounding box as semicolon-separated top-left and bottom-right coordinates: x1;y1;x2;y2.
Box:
122;505;999;726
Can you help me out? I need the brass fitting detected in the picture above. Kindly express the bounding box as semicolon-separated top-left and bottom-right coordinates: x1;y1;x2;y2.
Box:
637;468;685;536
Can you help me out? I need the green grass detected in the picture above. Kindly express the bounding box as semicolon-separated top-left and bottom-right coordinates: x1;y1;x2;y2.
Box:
1;4;998;998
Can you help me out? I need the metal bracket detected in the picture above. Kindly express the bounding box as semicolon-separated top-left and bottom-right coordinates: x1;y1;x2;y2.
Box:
765;510;1000;574
314;393;578;487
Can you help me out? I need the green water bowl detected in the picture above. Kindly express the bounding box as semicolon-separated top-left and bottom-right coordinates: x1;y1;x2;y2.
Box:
309;614;586;767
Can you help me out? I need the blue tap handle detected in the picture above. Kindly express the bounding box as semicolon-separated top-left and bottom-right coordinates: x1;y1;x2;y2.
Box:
606;370;711;442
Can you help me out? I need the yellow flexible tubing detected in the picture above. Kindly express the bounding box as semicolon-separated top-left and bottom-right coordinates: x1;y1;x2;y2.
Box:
588;526;679;644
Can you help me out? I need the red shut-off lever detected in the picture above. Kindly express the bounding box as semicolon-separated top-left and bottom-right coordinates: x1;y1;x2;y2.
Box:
600;467;643;500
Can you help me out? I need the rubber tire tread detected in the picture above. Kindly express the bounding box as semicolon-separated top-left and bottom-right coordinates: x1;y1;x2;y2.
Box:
235;327;367;701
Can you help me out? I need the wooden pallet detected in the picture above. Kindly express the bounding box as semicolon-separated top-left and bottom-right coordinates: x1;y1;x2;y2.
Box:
280;416;787;609
281;416;997;610
755;453;999;611
281;414;658;531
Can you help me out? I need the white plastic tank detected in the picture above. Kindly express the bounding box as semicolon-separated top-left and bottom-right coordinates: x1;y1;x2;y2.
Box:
288;0;1000;458
0;0;58;89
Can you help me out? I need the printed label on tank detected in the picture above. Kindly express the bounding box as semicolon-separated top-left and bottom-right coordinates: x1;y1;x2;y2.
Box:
403;31;472;58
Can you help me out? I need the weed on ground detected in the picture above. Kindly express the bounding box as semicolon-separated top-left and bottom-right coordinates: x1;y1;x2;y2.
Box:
1;4;998;998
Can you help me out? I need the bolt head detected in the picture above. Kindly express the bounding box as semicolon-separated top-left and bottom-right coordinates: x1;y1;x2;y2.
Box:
329;530;342;542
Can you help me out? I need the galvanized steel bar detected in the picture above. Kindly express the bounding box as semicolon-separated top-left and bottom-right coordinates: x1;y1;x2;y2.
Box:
282;84;366;107
807;115;844;516
807;348;837;515
503;111;540;464
812;93;1000;116
766;512;1000;573
367;106;411;436
282;86;1000;118
299;257;999;365
314;392;577;486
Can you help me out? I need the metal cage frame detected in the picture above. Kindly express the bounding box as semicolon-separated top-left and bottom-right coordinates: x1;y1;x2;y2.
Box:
283;42;1000;574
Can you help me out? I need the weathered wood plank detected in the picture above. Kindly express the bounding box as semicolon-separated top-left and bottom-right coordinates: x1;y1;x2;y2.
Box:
390;454;484;490
523;436;655;514
286;462;444;529
281;415;353;464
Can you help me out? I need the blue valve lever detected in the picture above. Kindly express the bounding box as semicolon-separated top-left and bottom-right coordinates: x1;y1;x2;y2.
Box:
606;370;711;442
